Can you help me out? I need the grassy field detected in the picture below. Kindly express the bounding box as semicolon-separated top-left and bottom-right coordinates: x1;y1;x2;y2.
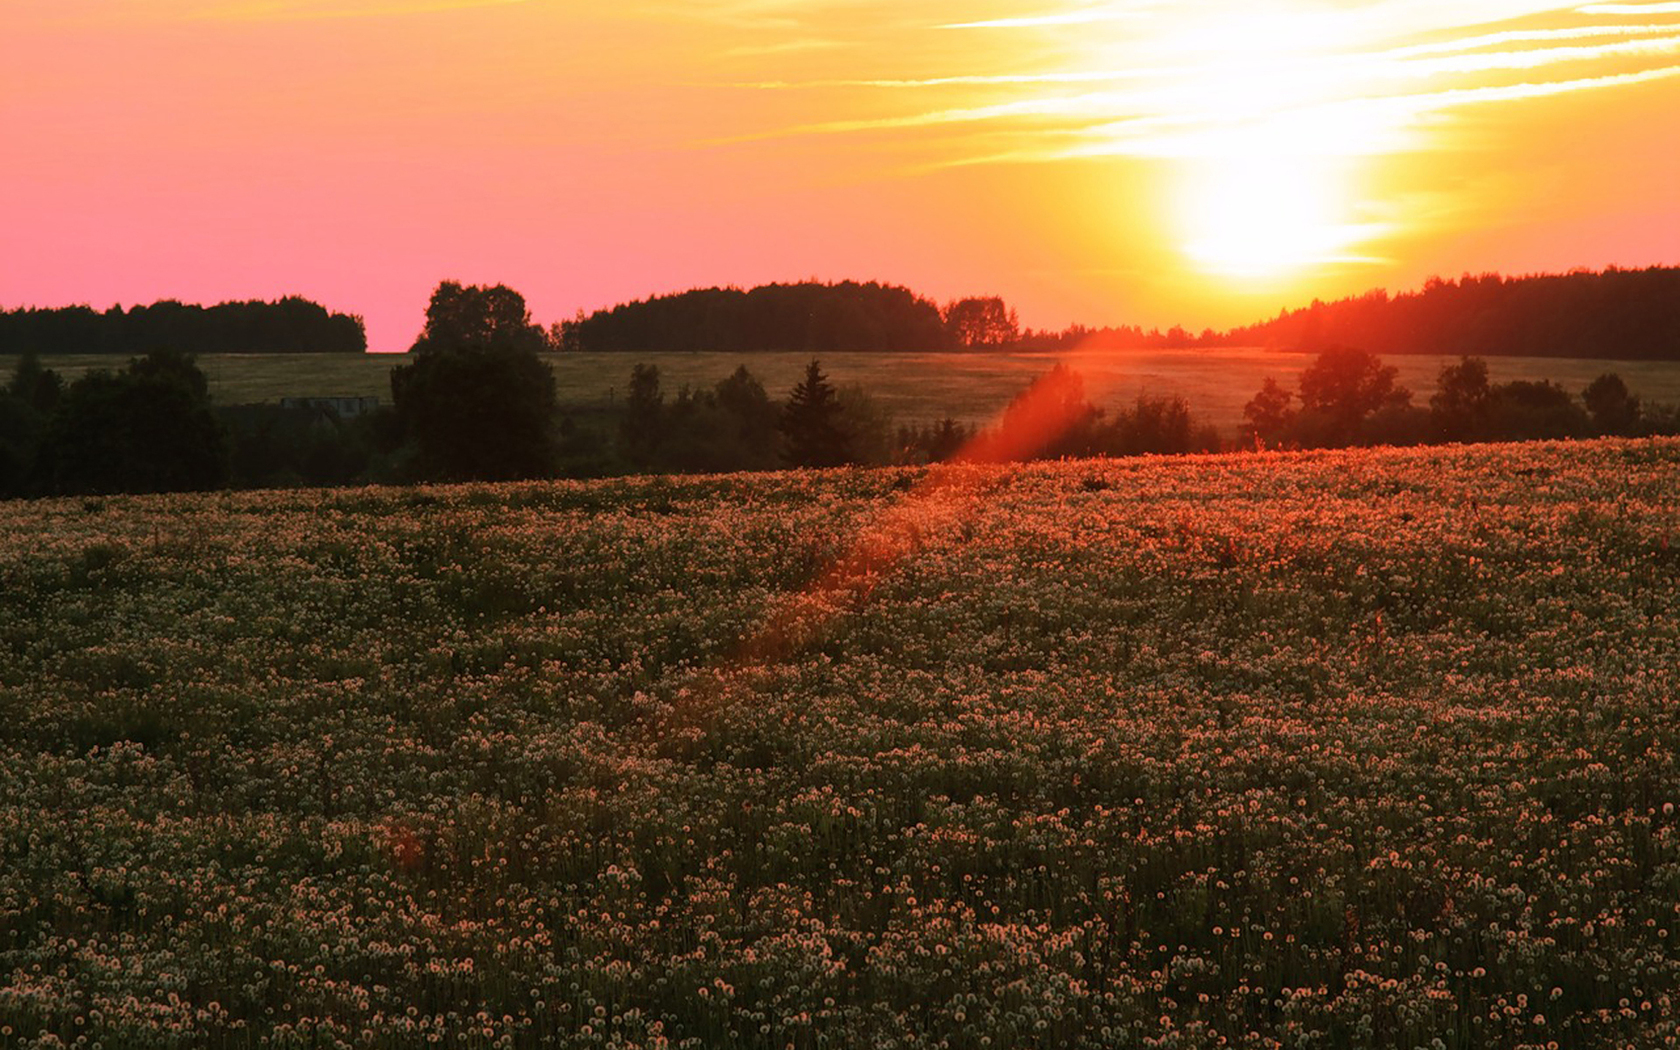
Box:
12;348;1680;435
3;440;1679;1047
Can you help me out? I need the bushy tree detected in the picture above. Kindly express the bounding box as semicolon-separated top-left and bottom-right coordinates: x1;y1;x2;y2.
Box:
1107;393;1219;456
1243;377;1295;448
943;296;1020;348
780;360;853;467
408;281;547;356
620;364;666;467
35;350;228;495
1483;380;1587;441
1296;346;1408;445
1430;356;1491;441
897;418;973;464
390;281;557;481
1583;373;1640;435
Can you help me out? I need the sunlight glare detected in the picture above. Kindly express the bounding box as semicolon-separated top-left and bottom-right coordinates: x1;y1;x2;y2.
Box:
1177;156;1385;279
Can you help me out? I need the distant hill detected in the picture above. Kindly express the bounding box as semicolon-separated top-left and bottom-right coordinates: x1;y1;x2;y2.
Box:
1225;266;1680;359
560;280;951;353
0;297;366;356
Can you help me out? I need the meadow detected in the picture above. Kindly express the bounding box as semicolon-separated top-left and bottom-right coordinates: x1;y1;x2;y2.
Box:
13;349;1680;434
3;439;1679;1048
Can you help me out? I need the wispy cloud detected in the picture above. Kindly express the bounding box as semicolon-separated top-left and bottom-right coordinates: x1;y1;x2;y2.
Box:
738;0;1680;167
191;0;529;19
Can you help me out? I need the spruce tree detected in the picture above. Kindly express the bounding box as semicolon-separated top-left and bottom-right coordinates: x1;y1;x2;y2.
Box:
779;359;852;467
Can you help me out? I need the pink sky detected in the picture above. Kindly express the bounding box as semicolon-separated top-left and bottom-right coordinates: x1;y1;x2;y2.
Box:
6;1;1679;350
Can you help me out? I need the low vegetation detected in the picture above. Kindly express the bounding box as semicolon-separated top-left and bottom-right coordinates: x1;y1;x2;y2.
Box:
3;439;1679;1047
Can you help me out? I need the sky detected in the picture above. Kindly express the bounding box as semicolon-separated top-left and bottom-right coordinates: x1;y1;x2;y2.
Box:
5;0;1679;351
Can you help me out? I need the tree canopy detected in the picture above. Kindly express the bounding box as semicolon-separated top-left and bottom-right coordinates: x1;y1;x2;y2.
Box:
390;282;557;481
408;281;547;355
0;298;365;355
563;281;951;353
34;350;228;495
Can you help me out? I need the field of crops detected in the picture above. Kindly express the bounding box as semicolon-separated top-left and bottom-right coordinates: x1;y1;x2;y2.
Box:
13;349;1680;435
3;439;1680;1048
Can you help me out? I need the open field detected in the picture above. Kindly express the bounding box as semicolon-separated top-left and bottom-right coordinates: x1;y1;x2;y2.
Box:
4;440;1680;1047
12;349;1680;435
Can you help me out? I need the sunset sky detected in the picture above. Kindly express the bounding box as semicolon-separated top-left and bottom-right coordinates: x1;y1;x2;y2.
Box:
6;0;1679;350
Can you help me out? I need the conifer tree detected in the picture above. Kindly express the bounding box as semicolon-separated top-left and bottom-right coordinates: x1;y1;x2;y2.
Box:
779;359;852;467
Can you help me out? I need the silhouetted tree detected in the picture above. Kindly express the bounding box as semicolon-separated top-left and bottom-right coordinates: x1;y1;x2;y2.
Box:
620;364;666;466
1243;377;1296;448
1106;393;1219;455
564;281;949;353
7;352;63;414
713;365;779;462
0;297;364;355
944;297;1020;348
408;281;548;356
35;350;228;495
1221;266;1680;360
1296;346;1407;445
390;282;557;481
898;418;973;463
1583;373;1640;435
1484;380;1587;441
1430;356;1491;441
780;360;853;467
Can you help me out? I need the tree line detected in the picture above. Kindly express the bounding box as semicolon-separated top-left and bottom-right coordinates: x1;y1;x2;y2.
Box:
4;280;1676;499
1224;266;1680;359
1240;345;1673;450
0;298;366;356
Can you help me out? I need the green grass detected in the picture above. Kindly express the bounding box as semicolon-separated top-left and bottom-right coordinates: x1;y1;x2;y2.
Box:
13;348;1680;435
2;440;1679;1047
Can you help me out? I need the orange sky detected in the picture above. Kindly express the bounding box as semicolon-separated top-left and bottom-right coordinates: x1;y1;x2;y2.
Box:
5;0;1678;350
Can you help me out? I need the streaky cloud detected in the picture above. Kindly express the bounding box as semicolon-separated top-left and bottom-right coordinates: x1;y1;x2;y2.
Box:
192;0;529;18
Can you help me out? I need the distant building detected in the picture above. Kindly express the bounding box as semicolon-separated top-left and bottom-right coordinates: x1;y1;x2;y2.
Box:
280;396;380;417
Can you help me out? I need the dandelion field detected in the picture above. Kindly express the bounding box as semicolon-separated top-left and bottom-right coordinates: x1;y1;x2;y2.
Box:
3;439;1680;1048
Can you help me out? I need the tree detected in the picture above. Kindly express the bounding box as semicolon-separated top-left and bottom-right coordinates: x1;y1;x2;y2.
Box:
1583;373;1640;435
943;297;1020;348
7;351;62;414
1242;377;1296;448
620;364;666;466
408;280;548;356
35;350;228;495
1484;380;1587;441
780;360;853;467
390;281;558;481
713;365;779;462
1296;346;1407;445
1430;356;1490;441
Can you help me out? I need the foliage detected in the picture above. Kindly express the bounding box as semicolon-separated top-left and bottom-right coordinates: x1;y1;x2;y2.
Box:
0;297;365;355
943;296;1020;348
33;350;228;495
1103;393;1221;456
896;417;975;464
1431;356;1492;441
780;359;853;467
219;403;391;489
564;281;952;353
1483;379;1588;441
1226;265;1680;359
620;363;666;467
1242;376;1295;447
390;282;558;482
407;281;548;356
1583;372;1641;435
3;442;1680;1047
1296;345;1409;445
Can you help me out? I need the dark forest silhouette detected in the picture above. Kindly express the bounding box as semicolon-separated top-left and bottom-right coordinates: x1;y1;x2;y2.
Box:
0;297;366;356
1224;266;1680;359
560;267;1680;359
